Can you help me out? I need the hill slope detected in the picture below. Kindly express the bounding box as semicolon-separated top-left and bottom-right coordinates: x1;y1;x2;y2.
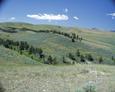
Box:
0;22;115;64
0;22;115;92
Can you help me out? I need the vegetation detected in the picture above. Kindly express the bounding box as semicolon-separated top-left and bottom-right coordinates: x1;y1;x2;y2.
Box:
98;56;103;64
83;84;96;92
85;54;94;61
0;38;45;63
0;22;115;65
0;64;115;92
1;38;83;65
0;22;115;92
1;37;107;65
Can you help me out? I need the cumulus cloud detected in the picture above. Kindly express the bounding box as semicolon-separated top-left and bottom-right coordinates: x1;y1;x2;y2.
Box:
10;17;15;20
73;16;79;20
65;8;68;13
107;13;115;19
27;14;69;21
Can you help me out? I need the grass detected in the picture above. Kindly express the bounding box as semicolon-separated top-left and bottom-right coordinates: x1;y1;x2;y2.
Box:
0;46;41;65
0;64;115;92
0;22;115;92
0;23;115;65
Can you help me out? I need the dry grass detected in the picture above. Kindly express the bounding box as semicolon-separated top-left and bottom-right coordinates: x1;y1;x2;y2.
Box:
0;64;115;92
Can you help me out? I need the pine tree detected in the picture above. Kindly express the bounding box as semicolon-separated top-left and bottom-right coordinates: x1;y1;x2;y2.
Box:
80;55;85;62
99;56;103;64
62;56;66;63
86;54;94;61
71;33;76;42
53;57;58;65
47;55;53;64
68;53;76;60
76;49;80;57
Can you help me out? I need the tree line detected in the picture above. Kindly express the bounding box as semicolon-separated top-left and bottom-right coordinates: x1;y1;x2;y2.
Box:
0;38;59;64
0;38;109;65
63;49;104;64
0;26;83;43
16;27;83;42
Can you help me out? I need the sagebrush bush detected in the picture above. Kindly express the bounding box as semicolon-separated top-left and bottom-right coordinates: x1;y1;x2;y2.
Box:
83;83;96;92
76;82;96;92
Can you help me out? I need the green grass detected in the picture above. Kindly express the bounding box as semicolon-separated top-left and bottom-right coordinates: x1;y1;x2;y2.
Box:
0;46;42;65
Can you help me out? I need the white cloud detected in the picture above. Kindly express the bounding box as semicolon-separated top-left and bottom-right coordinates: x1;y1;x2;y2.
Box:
73;16;79;20
65;8;68;13
27;14;69;21
107;13;115;19
10;17;15;20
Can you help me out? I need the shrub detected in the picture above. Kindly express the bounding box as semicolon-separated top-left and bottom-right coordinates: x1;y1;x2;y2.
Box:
83;83;96;92
76;82;96;92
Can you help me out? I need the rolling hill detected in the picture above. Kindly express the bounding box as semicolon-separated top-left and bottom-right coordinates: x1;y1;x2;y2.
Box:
0;22;115;65
0;22;115;92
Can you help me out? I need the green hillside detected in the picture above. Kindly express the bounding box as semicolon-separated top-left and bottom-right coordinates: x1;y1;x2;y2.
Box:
0;22;115;92
0;22;115;65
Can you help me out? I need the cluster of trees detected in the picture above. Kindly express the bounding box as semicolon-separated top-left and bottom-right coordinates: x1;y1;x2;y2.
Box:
44;55;57;65
63;49;104;64
20;27;83;42
38;30;83;42
1;26;83;43
0;27;17;33
0;38;58;65
0;38;44;58
0;38;105;65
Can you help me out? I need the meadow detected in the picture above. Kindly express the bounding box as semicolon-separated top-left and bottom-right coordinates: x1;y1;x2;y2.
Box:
0;22;115;92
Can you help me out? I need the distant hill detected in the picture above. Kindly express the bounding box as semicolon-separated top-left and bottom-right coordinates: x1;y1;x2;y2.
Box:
111;30;115;32
0;22;115;65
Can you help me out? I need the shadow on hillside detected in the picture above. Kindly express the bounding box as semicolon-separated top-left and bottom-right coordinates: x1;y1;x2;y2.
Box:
0;82;5;92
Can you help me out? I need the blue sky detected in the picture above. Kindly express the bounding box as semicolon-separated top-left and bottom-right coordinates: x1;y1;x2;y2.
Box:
0;0;115;30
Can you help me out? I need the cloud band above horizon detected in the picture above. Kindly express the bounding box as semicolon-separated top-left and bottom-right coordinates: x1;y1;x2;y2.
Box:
27;14;69;21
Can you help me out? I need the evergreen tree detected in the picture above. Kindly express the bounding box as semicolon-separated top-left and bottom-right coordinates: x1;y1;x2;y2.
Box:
72;38;75;42
86;54;94;61
68;53;76;60
98;56;103;64
112;56;114;61
62;56;66;63
71;33;76;42
47;55;53;64
76;35;79;40
28;46;34;54
52;57;58;65
72;33;76;39
76;49;80;57
80;55;85;62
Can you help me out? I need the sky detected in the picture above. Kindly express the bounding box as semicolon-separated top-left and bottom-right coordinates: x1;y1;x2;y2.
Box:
0;0;115;30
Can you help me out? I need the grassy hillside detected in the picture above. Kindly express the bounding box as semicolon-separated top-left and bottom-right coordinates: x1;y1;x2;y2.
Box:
0;46;41;65
0;22;115;64
0;22;115;92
